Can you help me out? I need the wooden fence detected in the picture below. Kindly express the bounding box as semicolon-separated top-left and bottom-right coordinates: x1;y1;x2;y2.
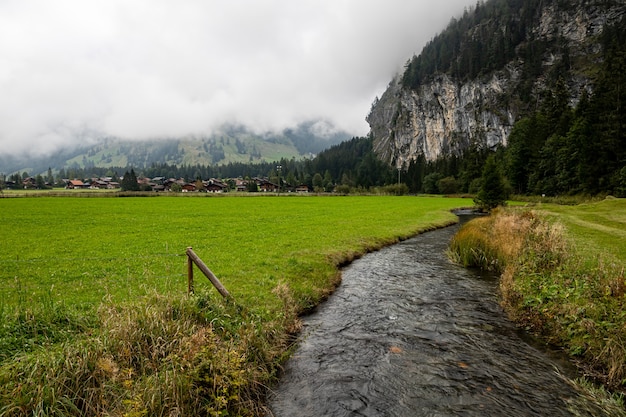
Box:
186;247;231;298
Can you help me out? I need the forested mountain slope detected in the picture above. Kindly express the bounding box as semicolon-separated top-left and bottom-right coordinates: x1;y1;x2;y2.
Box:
368;0;626;196
0;122;348;177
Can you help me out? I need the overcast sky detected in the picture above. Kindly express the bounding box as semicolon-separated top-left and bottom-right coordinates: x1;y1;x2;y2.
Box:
0;0;475;158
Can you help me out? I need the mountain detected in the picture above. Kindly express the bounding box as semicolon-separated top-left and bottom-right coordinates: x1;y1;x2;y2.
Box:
368;0;625;169
0;121;349;176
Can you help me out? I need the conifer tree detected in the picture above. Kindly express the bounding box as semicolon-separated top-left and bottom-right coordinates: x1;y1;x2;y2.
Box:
121;169;140;191
474;155;508;211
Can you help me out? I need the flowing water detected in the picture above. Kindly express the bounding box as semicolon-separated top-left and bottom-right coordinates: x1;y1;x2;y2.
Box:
268;216;604;417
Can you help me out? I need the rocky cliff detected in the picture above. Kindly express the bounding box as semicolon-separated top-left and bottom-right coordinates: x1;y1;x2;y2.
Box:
367;0;625;167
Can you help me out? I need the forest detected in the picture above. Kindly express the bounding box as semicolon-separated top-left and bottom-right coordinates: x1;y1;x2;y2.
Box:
398;0;626;197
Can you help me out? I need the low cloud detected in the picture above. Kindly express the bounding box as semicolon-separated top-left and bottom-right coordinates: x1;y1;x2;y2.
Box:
0;0;475;158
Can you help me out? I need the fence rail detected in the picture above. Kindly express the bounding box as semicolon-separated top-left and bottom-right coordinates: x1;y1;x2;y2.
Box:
186;247;231;298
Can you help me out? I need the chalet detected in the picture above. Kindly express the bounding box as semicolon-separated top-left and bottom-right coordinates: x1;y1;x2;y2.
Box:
90;180;109;189
22;177;37;189
295;185;310;193
258;180;278;192
66;180;86;189
204;179;227;193
137;177;151;186
182;183;196;192
235;179;249;192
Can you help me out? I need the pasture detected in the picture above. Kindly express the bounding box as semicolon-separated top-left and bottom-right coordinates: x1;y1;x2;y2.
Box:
0;194;468;330
538;197;626;265
0;194;471;415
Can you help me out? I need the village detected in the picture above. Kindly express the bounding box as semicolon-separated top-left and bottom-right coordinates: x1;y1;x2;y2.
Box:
5;175;311;193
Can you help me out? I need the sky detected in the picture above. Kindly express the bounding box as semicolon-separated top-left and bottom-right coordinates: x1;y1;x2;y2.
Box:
0;0;476;158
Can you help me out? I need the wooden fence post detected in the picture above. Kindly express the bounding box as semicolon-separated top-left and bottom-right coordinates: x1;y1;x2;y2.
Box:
186;247;231;299
187;247;194;295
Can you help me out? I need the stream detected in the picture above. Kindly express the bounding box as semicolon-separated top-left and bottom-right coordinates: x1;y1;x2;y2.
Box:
268;215;604;416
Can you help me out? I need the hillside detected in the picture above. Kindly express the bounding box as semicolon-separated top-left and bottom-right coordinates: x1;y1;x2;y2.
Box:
0;121;349;176
368;0;626;195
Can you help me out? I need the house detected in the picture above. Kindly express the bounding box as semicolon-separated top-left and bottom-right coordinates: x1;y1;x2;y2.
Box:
137;177;151;186
295;184;310;193
22;177;37;189
258;179;278;192
66;180;86;189
235;179;249;192
90;180;109;189
204;179;227;193
182;183;196;192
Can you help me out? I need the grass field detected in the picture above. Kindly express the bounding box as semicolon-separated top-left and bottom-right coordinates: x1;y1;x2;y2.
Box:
538;198;626;265
0;195;467;311
0;194;469;416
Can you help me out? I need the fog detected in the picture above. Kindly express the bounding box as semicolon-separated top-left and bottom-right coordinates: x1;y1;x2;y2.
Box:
0;0;476;158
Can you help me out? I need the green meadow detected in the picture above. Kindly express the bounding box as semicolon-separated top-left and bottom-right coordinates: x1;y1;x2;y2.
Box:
538;198;626;265
1;195;466;311
0;194;468;416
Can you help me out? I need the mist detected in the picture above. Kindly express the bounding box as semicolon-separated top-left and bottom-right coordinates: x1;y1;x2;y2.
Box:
0;0;476;158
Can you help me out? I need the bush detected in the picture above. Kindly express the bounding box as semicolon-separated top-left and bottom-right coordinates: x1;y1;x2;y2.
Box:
437;176;458;194
381;183;410;196
422;172;443;194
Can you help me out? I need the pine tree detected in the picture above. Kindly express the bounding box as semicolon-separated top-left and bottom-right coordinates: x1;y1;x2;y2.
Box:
121;169;140;191
474;155;508;211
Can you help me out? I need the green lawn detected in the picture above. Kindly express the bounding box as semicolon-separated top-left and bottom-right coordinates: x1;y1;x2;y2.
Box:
537;198;626;264
0;195;467;314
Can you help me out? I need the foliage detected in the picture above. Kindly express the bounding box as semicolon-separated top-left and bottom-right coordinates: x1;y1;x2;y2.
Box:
474;154;509;211
120;169;140;191
422;172;443;194
437;176;459;194
401;0;551;88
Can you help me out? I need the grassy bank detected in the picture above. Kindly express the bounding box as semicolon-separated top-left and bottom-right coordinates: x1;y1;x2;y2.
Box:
0;195;466;416
449;199;626;397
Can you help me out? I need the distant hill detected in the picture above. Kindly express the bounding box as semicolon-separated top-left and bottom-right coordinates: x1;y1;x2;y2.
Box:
0;121;350;176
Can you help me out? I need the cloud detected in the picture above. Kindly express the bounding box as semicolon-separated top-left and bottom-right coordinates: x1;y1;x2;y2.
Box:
0;0;476;158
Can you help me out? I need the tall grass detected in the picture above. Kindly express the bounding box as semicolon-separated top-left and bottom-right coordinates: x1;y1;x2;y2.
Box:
0;290;299;416
449;204;626;395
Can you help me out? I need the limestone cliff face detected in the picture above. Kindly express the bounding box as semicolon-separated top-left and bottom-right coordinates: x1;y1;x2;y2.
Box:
368;1;625;167
369;71;517;165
